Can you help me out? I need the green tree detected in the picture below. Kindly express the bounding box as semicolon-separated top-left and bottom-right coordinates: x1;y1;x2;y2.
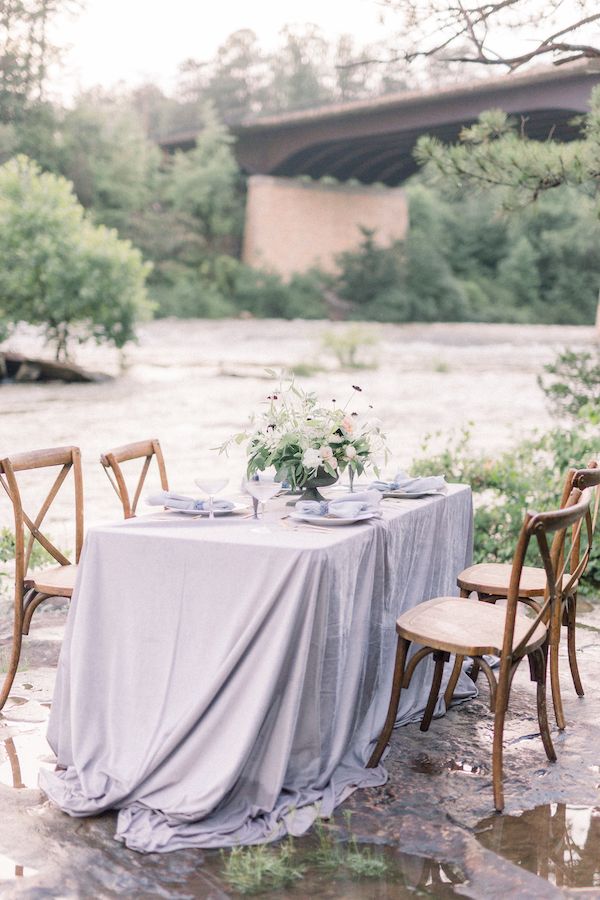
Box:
415;91;600;326
268;26;331;112
0;1;78;123
166;108;243;248
58;92;161;229
0;156;151;359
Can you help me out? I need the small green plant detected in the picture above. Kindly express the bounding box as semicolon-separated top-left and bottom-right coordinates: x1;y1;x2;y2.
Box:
289;362;324;378
220;816;390;895
345;842;389;878
309;817;344;871
0;527;56;570
309;815;389;879
321;326;379;370
538;347;600;420
221;842;304;894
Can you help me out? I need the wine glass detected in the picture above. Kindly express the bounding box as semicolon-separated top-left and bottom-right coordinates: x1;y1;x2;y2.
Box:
244;478;281;519
194;476;228;521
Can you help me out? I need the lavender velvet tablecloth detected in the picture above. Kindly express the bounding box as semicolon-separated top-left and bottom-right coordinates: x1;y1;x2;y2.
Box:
40;484;474;852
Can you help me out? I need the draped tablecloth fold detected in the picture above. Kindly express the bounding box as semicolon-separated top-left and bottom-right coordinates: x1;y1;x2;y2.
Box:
40;485;474;851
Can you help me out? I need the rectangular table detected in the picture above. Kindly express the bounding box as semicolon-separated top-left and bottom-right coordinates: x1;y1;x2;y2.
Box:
41;485;474;852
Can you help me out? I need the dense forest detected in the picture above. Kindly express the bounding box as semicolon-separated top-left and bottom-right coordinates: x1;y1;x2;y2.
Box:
1;3;599;353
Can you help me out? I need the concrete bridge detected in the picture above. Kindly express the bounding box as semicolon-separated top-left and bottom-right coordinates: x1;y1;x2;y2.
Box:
159;65;600;277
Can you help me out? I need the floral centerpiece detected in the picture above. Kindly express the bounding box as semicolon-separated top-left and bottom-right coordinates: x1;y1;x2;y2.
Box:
222;376;388;501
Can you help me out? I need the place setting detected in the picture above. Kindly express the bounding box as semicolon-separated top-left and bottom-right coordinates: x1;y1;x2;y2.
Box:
286;489;383;528
370;471;448;501
145;478;250;520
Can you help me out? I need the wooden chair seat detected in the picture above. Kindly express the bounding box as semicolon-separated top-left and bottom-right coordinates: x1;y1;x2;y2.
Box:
458;562;577;598
24;564;78;598
397;596;547;657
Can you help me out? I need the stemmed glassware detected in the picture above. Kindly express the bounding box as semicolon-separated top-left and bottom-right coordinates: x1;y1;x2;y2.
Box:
194;477;228;520
244;476;280;520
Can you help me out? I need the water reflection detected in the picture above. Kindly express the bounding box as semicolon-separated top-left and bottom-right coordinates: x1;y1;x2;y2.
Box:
0;730;55;789
395;852;465;895
476;803;600;888
0;853;38;879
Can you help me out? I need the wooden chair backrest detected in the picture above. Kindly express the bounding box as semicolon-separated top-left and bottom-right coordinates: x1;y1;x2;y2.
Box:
572;460;600;531
100;439;168;519
0;446;84;587
555;460;598;577
502;488;593;663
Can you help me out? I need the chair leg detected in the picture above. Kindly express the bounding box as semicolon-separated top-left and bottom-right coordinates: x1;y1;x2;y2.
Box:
367;637;409;768
469;659;481;683
527;647;556;762
532;648;556;763
0;628;23;711
420;651;448;733
566;594;584;697
549;640;566;731
492;678;509;812
443;655;464;709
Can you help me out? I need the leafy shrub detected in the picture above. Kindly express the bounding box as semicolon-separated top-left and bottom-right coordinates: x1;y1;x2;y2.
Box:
0;156;151;360
232;266;327;319
152;259;327;320
321;325;378;368
538;348;600;420
412;424;600;594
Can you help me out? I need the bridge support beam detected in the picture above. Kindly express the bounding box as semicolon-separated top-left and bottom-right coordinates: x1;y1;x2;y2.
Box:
242;175;408;279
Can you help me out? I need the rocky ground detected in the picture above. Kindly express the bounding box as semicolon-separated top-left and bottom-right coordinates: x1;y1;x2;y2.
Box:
1;597;600;898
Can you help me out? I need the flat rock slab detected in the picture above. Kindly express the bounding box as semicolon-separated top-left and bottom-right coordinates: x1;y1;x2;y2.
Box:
1;601;600;897
0;352;111;384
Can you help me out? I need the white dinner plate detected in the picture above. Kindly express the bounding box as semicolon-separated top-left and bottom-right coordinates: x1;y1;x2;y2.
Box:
290;510;380;526
383;489;447;499
166;502;249;517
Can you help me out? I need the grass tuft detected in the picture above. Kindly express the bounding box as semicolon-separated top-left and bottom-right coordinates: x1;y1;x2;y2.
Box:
221;842;304;895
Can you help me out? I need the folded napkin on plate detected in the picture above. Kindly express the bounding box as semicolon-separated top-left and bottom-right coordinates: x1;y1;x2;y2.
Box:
146;490;235;511
295;489;381;519
370;471;447;493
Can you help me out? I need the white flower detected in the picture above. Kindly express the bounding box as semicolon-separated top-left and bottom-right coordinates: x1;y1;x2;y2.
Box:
330;456;338;469
319;445;334;461
345;445;357;460
302;448;322;469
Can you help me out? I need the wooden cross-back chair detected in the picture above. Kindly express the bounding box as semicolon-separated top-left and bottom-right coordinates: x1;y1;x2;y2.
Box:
456;460;600;729
0;446;83;710
367;487;593;812
100;439;168;519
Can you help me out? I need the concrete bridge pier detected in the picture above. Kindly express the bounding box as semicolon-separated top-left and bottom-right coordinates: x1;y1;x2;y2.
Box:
242;175;408;278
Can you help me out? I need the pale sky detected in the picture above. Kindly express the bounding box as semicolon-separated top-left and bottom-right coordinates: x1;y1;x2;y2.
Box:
50;0;390;99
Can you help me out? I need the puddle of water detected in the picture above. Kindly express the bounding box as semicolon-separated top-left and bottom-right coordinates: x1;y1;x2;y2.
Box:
475;803;600;888
0;730;56;789
199;837;467;898
409;752;486;776
0;853;38;880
